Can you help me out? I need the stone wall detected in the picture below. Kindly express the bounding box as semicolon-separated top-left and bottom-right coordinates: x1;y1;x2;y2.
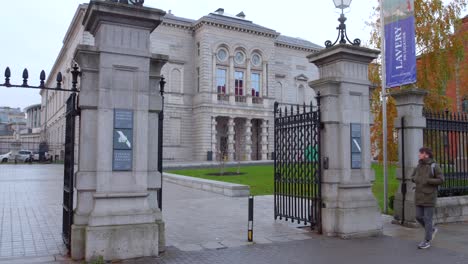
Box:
435;196;468;224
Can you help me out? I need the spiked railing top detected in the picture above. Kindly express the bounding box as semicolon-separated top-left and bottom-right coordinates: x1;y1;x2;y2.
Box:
1;66;81;92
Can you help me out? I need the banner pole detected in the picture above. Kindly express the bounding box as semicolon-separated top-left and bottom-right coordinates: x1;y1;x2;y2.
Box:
380;0;389;215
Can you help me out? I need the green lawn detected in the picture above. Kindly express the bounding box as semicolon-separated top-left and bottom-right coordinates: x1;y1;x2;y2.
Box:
168;163;398;213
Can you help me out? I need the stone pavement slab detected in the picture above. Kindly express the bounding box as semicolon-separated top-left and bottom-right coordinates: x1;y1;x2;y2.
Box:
114;235;468;264
0;165;67;261
384;216;468;254
162;181;313;251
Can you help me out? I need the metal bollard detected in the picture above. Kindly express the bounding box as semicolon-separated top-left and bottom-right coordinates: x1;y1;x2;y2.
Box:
248;196;254;242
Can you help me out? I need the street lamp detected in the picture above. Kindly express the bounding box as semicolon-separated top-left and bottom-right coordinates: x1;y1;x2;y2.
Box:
333;0;352;10
325;0;361;48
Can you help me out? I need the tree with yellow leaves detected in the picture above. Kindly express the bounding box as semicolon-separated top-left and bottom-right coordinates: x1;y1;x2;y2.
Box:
368;0;467;161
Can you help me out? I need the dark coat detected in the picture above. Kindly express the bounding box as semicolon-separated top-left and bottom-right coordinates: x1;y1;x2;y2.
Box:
412;158;445;207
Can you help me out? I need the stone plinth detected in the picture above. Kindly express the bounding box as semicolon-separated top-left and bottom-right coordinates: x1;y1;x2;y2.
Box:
308;44;383;238
391;88;427;227
71;1;168;261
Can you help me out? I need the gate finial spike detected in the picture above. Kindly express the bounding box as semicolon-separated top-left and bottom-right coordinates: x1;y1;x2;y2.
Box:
296;104;300;114
279;107;282;117
39;70;46;88
4;67;11;86
303;102;306;113
56;72;63;89
290;105;294;115
22;68;29;87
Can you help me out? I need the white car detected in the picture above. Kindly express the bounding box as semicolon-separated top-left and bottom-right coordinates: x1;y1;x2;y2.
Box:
33;151;51;161
0;152;12;163
15;150;33;163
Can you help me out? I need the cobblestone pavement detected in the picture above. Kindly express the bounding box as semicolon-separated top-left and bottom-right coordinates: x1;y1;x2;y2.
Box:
0;164;67;260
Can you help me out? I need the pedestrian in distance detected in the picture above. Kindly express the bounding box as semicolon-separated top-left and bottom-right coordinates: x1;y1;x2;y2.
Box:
412;147;444;249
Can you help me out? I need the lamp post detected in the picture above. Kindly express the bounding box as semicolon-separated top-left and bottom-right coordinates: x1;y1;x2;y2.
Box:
325;0;361;48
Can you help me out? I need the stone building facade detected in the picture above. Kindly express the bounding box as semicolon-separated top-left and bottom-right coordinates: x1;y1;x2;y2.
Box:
41;5;321;162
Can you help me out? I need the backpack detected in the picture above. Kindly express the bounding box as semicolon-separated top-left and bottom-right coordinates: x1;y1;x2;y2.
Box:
431;163;436;177
430;162;441;191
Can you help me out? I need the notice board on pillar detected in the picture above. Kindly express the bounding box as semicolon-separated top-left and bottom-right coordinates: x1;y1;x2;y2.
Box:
351;123;362;169
113;109;134;171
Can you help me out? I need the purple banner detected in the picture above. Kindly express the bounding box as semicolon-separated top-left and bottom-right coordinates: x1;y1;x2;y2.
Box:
384;0;417;88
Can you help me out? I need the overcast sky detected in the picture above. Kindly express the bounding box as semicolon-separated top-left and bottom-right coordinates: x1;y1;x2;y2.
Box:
0;0;463;110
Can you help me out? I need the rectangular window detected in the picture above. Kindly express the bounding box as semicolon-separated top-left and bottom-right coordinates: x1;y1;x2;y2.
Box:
216;69;227;94
197;42;200;56
251;73;261;97
235;71;244;96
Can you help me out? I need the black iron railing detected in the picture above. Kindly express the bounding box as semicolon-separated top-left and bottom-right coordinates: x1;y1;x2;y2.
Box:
273;95;322;232
423;110;468;197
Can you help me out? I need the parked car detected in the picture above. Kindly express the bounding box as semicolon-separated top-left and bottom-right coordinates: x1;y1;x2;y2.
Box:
15;150;33;163
33;151;51;162
0;152;12;163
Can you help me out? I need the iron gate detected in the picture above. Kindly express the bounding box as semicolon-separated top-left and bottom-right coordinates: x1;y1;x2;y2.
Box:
62;92;79;249
273;99;322;232
1;65;81;251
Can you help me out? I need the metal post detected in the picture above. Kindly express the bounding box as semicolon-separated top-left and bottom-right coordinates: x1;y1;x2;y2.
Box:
380;0;389;214
401;117;406;224
248;196;254;242
157;76;166;211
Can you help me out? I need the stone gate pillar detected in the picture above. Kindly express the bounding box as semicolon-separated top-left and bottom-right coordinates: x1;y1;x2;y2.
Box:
71;1;168;261
391;88;427;227
308;45;383;238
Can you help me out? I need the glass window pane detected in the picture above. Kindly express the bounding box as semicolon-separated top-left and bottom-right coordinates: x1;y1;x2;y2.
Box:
216;69;227;94
251;73;261;97
235;71;244;95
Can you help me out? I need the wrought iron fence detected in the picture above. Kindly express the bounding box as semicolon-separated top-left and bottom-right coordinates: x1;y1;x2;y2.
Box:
274;99;322;232
423;110;468;197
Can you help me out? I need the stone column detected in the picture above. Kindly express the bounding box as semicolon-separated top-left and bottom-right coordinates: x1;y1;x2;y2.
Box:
229;56;235;105
212;53;217;103
262;62;267;97
391;88;427;227
72;1;167;261
308;45;382;238
244;118;252;161
246;59;253;106
260;119;268;160
227;117;235;161
211;117;218;161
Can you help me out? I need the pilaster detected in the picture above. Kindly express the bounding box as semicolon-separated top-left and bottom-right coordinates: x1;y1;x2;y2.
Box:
391;88;427;227
308;44;382;238
71;1;167;261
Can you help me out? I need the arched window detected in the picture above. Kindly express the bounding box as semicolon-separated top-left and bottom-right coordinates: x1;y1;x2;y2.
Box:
298;85;305;103
170;68;182;93
275;82;283;102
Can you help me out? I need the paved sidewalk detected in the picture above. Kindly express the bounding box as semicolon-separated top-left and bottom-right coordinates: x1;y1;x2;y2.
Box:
0;165;66;260
384;218;468;254
54;235;467;264
163;182;311;251
1;164;467;264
